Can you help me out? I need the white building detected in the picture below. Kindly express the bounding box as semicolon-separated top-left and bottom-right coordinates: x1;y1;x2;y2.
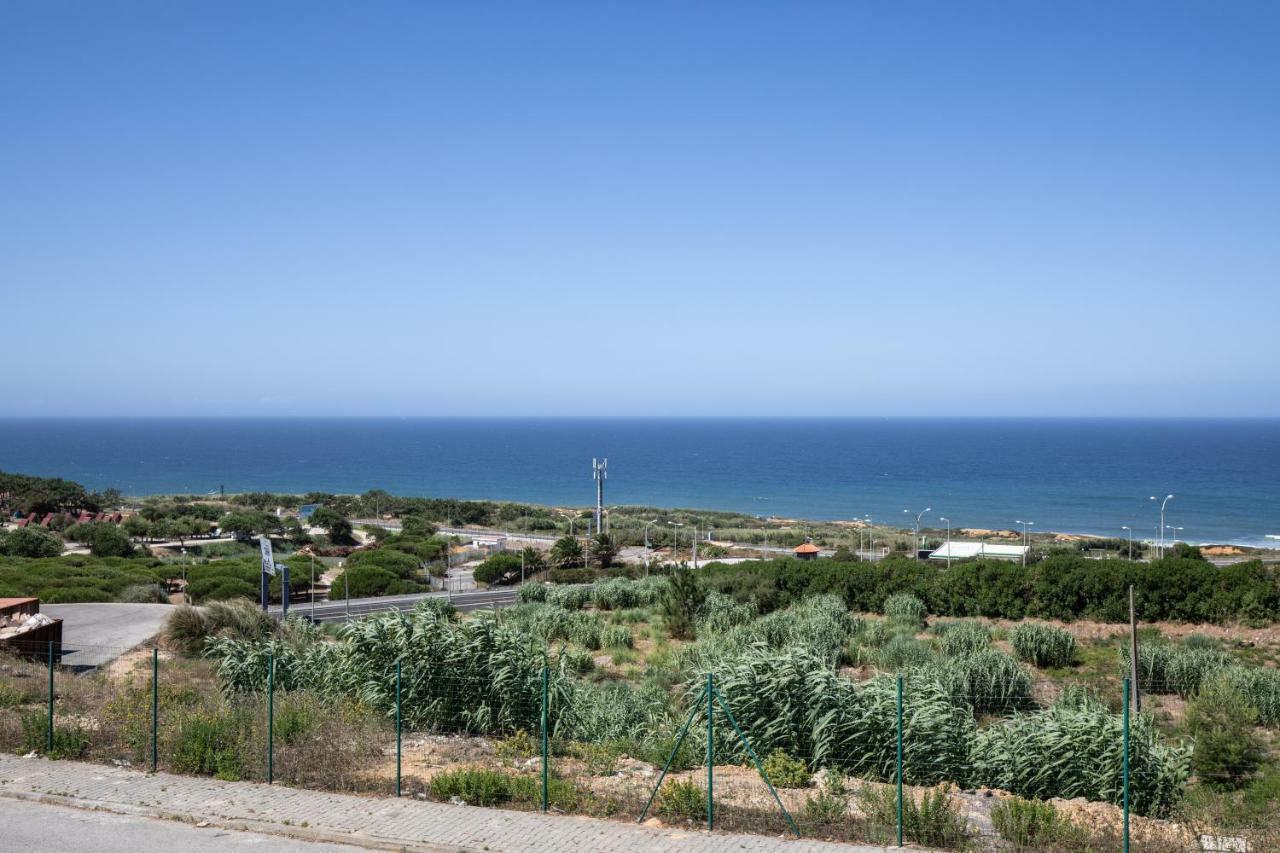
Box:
928;541;1028;562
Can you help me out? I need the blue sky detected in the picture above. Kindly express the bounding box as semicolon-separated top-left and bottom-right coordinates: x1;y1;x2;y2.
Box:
2;2;1277;417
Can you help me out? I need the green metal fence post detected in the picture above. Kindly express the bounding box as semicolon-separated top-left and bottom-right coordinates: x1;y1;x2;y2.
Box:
1123;677;1131;853
151;647;159;772
46;640;54;754
395;660;402;797
637;685;705;824
706;672;714;832
541;665;549;812
267;652;275;785
710;684;800;837
896;674;904;848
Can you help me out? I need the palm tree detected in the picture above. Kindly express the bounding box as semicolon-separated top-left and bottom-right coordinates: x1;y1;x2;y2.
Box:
549;535;584;568
590;533;618;569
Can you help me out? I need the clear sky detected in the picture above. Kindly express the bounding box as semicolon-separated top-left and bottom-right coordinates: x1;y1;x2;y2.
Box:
2;2;1277;417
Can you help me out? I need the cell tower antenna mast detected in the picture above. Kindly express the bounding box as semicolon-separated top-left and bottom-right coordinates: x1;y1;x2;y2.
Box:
592;458;607;535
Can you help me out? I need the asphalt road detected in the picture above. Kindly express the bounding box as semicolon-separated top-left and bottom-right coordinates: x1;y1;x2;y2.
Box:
0;797;370;852
270;587;518;622
41;602;175;668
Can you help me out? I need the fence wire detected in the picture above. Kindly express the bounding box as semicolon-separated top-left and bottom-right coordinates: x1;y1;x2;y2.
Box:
0;638;1274;852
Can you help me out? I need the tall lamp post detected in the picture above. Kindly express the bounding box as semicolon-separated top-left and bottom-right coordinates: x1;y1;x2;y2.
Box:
1165;525;1184;548
939;517;952;566
1122;526;1134;561
864;515;873;560
1016;520;1035;568
1150;494;1174;558
643;519;658;577
903;507;931;558
667;521;684;565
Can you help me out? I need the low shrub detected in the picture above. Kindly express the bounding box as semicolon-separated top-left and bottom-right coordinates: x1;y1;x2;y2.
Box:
1011;622;1077;668
1185;677;1264;790
428;766;513;806
204;599;274;643
1121;642;1234;697
655;779;706;822
913;649;1034;714
1218;665;1280;727
169;706;249;780
937;620;991;657
118;583;171;604
762;748;809;788
496;730;538;763
545;585;592;611
163;605;211;656
21;712;91;759
991;797;1087;849
860;785;969;849
600;625;632;649
883;593;926;627
877;634;933;670
696;591;756;633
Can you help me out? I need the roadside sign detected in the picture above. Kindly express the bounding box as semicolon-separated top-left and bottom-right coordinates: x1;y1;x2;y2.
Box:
260;537;276;576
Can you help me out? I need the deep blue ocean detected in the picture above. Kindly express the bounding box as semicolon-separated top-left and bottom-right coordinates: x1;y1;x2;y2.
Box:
1;418;1277;546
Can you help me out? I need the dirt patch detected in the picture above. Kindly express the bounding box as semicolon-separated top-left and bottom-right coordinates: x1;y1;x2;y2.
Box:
101;647;155;681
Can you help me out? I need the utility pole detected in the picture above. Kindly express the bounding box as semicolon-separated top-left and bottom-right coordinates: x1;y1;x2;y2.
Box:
592;458;607;537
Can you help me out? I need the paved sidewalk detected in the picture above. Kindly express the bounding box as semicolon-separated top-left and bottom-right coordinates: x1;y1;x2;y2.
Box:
0;754;897;853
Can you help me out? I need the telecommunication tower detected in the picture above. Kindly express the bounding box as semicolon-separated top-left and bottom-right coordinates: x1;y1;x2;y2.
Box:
592;458;607;534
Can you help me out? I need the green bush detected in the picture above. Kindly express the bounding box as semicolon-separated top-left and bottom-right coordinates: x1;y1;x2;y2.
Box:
971;697;1190;817
473;553;523;586
428;767;513;806
912;649;1034;714
0;527;64;558
655;779;706;821
600;625;632;649
937;620;992;657
762;748;809;788
990;797;1086;848
878;633;933;670
696;553;1280;625
163;605;211;656
1121;642;1234;697
169;707;248;780
1219;665;1280;727
1185;677;1264;790
710;647;974;786
883;593;926;627
22;712;91;759
860;785;969;849
119;583;171;604
1011;622;1077;668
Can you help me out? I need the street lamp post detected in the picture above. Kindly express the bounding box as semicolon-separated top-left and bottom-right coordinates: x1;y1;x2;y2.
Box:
903;508;931;558
1016;520;1035;568
940;517;952;566
1165;525;1184;549
667;521;684;564
643;519;658;578
1150;494;1174;558
1122;526;1134;561
864;515;872;560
